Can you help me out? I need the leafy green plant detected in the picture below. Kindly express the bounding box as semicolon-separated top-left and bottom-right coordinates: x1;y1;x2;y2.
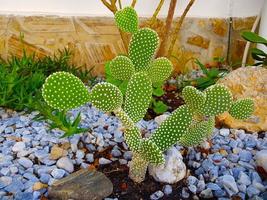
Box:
176;59;228;91
241;31;267;67
34;101;89;138
0;48;95;137
194;59;228;90
42;7;254;183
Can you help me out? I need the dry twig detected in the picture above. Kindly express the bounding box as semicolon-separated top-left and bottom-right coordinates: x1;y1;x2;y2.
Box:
157;0;177;57
167;0;195;58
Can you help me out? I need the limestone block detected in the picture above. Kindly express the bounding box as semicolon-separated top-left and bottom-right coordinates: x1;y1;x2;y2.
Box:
217;66;267;132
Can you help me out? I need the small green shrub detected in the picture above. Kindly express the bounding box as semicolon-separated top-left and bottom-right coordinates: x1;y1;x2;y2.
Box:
42;7;254;183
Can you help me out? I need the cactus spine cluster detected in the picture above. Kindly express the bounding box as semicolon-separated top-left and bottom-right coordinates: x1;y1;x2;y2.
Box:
42;7;254;183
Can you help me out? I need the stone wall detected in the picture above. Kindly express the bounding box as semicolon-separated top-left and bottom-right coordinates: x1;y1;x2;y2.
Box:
0;15;256;76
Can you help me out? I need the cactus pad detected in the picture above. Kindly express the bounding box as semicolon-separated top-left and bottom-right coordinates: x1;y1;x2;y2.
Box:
124;72;152;122
42;72;90;110
147;57;173;83
182;86;206;112
179;117;215;146
129;28;159;72
229;99;254;120
139;139;165;165
124;127;142;152
90;82;123;112
115;7;138;33
110;55;135;80
150;105;193;151
201;84;233;116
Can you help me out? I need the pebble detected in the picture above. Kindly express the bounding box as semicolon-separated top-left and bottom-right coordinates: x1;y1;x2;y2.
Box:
163;185;172;195
0;176;12;188
12;142;26;152
99;158;112;165
199;188;213;198
220;128;230;137
85;153;94;163
51;168;66;179
221;175;239;196
14;192;33;200
182;187;190;199
150;190;164;200
56;157;74;173
18;157;33;168
237;171;251;186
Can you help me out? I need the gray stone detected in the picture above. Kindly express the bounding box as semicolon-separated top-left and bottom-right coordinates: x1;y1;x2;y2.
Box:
40;174;51;184
200;188;213;198
237;171;251;186
163;185;172;195
5;179;24;193
12;142;26;152
206;183;221;191
123;151;133;160
86;154;94;163
76;150;85;159
14;192;33;200
188;184;197;194
239;150;252;162
220;128;230;137
18;157;33;168
182;187;190;199
187;176;198;186
197;180;205;192
0;168;10;176
0;176;12;188
23;172;39;182
150;190;164;200
56;157;74;173
51;169;66;179
111;148;122;157
247;185;260;197
221;175;239;196
99;158;112;165
48;169;113;200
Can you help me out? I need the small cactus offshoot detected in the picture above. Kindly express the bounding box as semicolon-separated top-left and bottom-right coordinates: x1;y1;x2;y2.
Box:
42;6;254;183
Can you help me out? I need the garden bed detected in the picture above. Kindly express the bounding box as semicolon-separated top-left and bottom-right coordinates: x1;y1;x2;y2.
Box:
0;105;266;200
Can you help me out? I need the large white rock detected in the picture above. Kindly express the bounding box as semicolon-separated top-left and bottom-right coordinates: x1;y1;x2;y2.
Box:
148;147;186;184
255;150;267;173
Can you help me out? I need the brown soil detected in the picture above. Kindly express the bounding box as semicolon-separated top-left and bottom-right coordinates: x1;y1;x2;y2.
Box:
99;161;185;200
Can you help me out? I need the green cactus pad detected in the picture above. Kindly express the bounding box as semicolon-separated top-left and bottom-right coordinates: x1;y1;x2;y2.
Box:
179;117;215;147
124;127;142;152
124;72;152;122
110;55;135;80
129;28;159;72
147;57;173;83
229;99;254;120
42;72;90;110
182;86;206;112
139;139;165;165
201;84;233;116
90;82;123;112
115;6;138;33
150;105;193;151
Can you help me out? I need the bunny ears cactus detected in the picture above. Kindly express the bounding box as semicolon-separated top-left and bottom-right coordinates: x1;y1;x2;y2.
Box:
41;6;254;183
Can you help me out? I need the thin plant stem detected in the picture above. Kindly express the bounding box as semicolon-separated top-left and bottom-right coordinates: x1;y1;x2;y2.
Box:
157;0;177;57
167;0;195;58
149;0;165;25
131;0;137;7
